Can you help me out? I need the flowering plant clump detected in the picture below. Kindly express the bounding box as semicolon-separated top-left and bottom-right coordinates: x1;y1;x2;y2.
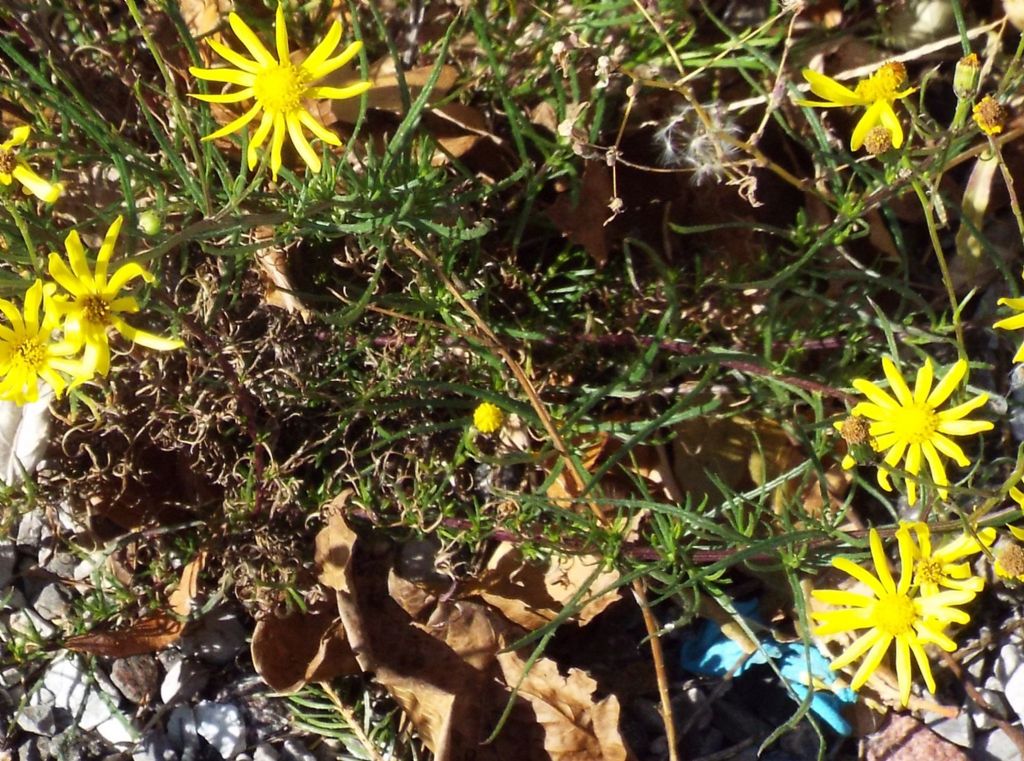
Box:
47;215;184;378
837;357;992;505
0;126;63;204
189;3;370;179
812;527;980;707
797;61;916;150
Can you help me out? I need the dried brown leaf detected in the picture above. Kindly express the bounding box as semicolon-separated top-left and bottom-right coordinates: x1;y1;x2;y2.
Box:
547;162;613;268
252;226;311;319
177;0;233;37
324;58;459;126
467;544;621;631
251;604;358;693
66;551;207;657
497;651;629;761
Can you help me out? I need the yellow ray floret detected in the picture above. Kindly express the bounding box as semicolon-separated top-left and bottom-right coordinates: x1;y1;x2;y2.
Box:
839;357;992;505
47;215;184;378
994;275;1024;362
797;62;916;151
0;126;63;203
812;528;976;707
0;280;87;404
189;3;370;179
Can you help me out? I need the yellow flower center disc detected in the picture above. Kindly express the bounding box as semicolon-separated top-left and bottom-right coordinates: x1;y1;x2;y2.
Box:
873;592;916;636
915;558;943;586
83;295;111;326
855;62;907;102
254;64;307;114
891;403;938;444
13;338;45;371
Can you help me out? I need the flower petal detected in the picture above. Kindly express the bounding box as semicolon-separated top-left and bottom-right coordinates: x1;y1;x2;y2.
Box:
800;69;862;106
929;433;970;467
851;99;885;151
111;318;184;351
63;231;94;286
202;102;262;141
833;556;887;597
95;215;124;287
11;164;62;203
870;528;896;593
191;88;256;105
106;262;154;295
927;360;967;407
274;3;289;63
937;393;989;422
228;12;275;67
301;20;342;75
850;632;893;690
878;102;905;148
247;112;274;170
297;109;342;146
882;356;914;407
285;111;321;173
912;360;933;405
307;40;365;80
189;67;256;87
307;81;373;101
207;37;261;73
994;312;1024;331
270;112;287;179
48;253;86;298
852;379;899;410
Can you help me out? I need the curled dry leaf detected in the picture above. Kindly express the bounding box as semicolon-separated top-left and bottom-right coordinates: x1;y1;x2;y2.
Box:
251;602;358;693
252;226;311;319
497;651;628;761
66;550;207;657
466;544;621;631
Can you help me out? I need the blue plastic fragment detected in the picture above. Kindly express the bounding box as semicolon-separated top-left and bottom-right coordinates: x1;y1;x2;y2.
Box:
679;598;857;736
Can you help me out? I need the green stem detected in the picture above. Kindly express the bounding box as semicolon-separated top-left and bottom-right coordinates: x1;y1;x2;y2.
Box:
4;201;41;276
949;0;971;56
910;176;965;353
123;0;211;215
989;136;1024;244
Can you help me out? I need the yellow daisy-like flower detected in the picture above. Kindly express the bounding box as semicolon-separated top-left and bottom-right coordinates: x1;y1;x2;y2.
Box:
812;528;976;707
797;61;917;150
994;277;1024;362
973;95;1009;136
895;521;994;596
840;357;992;505
473;401;505;434
0;280;88;404
0;126;63;203
189;3;370;179
47;215;184;377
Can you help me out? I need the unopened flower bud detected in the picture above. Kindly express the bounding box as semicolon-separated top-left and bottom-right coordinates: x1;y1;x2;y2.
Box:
953;53;980;100
138;210;162;236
